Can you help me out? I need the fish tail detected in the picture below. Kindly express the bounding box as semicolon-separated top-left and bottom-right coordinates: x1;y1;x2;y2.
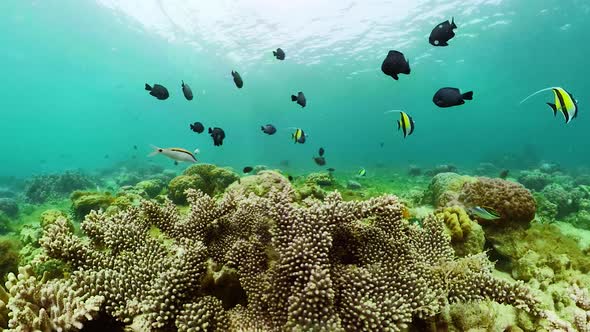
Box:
462;91;473;100
148;145;161;157
145;83;152;91
291;95;297;101
519;87;557;104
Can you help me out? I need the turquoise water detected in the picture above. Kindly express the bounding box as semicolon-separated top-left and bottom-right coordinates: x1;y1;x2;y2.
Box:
1;0;589;178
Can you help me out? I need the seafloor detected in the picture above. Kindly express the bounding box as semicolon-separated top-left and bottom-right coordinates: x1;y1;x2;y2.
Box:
1;161;590;331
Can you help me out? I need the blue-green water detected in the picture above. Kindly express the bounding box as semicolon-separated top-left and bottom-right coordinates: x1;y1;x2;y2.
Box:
1;0;589;178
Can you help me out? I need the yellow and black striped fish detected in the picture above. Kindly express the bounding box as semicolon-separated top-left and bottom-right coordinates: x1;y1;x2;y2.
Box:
292;128;306;144
397;111;415;138
547;87;578;124
520;86;579;124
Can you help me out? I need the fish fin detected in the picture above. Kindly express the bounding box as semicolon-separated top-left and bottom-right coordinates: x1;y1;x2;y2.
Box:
148;145;161;157
208;128;213;134
182;80;185;86
145;83;152;91
519;87;557;104
391;73;399;80
261;126;265;131
291;95;297;101
546;102;557;116
462;91;473;100
273;51;277;56
397;120;401;130
451;17;457;29
439;41;448;46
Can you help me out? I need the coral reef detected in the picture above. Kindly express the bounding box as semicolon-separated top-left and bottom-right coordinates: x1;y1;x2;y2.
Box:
459;177;536;225
435;206;485;257
423;172;475;207
0;266;103;331
24;171;95;204
168;164;239;204
0;237;20;279
70;191;115;221
36;184;543;331
0;198;18;218
518;170;553;191
541;183;585;218
226;170;293;198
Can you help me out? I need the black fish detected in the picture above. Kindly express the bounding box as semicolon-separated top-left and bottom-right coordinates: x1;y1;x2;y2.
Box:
190;122;205;134
381;50;411;80
145;83;169;100
174;161;179;166
243;166;253;173
433;87;473;108
273;48;285;60
133;145;138;150
313;156;326;166
429;17;457;46
261;124;277;135
327;168;335;172
288;175;294;181
208;127;226;146
380;142;384;148
499;169;509;179
181;80;193;100
231;71;243;88
319;147;325;157
291;92;306;107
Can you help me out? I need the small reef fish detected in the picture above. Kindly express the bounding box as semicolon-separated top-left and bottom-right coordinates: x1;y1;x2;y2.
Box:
429;17;457;46
181;81;193;100
149;146;197;163
291;91;306;108
357;168;367;177
433;87;473;108
468;206;501;220
243;166;253;173
397;111;415;138
292;128;306;144
327;168;335;172
381;50;411;80
319;147;325;157
261;124;277;135
313;156;326;166
499;169;509;179
520;87;578;124
209;127;226;146
273;48;285;60
190;122;205;133
231;71;243;88
145;83;169;100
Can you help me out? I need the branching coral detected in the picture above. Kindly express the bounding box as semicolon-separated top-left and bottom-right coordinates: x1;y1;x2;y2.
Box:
36;184;544;331
0;266;103;331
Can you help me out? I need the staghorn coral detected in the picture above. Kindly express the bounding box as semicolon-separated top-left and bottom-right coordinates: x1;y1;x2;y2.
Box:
0;266;103;331
38;185;544;331
459;177;536;225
